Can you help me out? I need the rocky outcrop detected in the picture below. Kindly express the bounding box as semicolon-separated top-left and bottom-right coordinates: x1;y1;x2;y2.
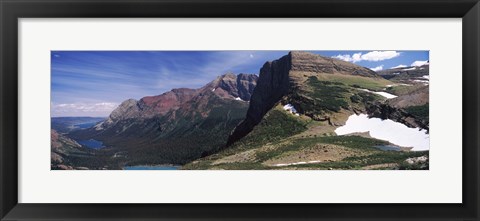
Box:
202;73;258;101
367;85;429;131
236;73;258;101
388;86;429;108
366;103;429;131
51;129;85;170
109;99;141;120
51;129;81;150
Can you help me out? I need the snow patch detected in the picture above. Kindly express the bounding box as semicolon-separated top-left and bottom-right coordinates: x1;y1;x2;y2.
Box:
359;89;397;99
94;122;104;131
335;114;429;151
283;104;300;116
234;97;245;101
212;88;216;92
413;79;429;85
274;160;321;167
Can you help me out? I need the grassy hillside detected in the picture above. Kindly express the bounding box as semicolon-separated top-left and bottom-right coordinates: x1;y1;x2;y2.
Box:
184;103;429;170
184;73;429;170
311;72;392;91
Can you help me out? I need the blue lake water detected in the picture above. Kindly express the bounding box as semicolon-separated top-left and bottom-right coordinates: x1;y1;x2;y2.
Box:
123;165;180;170
78;139;104;149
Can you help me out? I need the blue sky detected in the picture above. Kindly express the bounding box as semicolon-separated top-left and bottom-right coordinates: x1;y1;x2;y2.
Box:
51;50;428;117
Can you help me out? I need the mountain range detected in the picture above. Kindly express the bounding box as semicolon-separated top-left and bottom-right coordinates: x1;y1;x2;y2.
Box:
53;51;429;170
67;73;257;168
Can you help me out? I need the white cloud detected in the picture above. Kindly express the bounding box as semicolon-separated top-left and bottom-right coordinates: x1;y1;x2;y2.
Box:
411;60;429;67
249;54;254;58
361;51;400;61
370;65;384;72
333;53;362;63
333;51;401;63
352;53;362;62
391;64;407;69
52;102;118;117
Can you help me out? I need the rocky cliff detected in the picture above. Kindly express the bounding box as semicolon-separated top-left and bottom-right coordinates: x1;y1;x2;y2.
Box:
388;85;429;108
227;51;380;146
51;129;85;170
226;54;292;145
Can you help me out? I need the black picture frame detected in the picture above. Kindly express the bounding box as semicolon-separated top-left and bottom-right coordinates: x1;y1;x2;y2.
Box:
1;0;479;220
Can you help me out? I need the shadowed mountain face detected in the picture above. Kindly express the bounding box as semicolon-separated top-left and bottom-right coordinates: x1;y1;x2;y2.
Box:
69;73;258;167
227;51;381;146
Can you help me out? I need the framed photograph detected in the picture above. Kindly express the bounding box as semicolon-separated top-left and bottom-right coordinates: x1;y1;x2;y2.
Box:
1;0;479;220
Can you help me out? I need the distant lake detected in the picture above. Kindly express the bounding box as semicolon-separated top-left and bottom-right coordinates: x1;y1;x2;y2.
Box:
78;139;104;149
123;165;181;170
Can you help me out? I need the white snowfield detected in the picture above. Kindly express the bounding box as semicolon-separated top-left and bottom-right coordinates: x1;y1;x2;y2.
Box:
359;89;398;99
274;160;321;167
413;79;429;85
335;114;430;151
386;83;411;87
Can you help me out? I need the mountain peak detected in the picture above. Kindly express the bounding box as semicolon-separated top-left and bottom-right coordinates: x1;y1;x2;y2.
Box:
205;73;258;101
219;72;237;79
107;98;140;123
121;98;137;106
